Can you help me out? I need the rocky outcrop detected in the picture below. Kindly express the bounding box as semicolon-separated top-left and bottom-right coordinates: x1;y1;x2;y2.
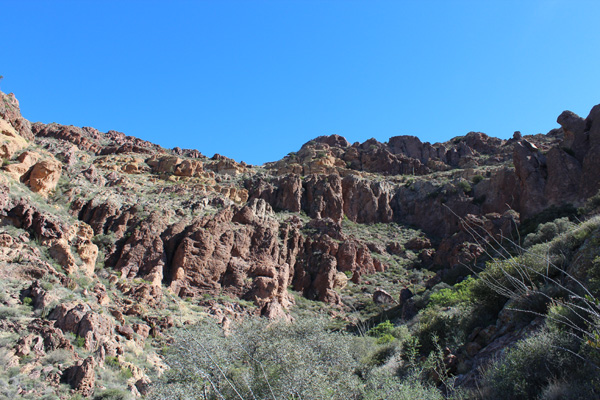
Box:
32;122;164;156
512;104;600;220
0;91;33;141
64;356;96;397
45;221;98;276
0;186;66;240
112;211;169;285
0;117;28;159
268;132;513;177
168;200;295;309
3;150;40;181
24;157;62;197
49;303;115;352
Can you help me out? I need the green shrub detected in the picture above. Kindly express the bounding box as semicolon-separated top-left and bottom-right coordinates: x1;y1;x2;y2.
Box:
523;217;574;247
74;336;86;348
429;276;476;307
416;305;474;354
519;204;578;237
482;330;591;400
368;320;394;338
472;175;484;184
105;356;120;368
457;180;472;194
376;333;395;345
362;342;398;367
362;368;443;400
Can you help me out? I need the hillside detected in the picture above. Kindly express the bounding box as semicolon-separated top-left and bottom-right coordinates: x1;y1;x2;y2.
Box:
1;88;600;399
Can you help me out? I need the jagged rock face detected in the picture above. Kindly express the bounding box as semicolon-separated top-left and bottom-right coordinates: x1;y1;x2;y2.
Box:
512;105;600;220
247;173;394;225
112;212;169;286
65;356;96;397
74;193;385;306
268;132;514;177
303;174;344;223
472;166;520;214
581;105;600;198
33;123;102;153
513;140;549;219
0;186;66;240
167;199;298;309
0;91;33;141
342;175;393;223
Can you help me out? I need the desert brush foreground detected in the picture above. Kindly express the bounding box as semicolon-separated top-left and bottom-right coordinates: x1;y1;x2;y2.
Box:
1;89;600;399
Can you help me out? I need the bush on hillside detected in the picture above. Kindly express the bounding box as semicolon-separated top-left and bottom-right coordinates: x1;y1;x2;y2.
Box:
481;330;598;400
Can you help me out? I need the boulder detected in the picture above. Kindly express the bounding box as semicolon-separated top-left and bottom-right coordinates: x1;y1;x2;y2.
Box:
26;158;62;197
373;288;396;305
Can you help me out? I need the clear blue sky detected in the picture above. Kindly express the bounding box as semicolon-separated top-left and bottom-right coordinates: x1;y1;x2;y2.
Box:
1;0;599;165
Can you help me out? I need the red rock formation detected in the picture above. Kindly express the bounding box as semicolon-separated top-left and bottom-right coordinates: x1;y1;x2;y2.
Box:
65;356;96;397
0;91;33;140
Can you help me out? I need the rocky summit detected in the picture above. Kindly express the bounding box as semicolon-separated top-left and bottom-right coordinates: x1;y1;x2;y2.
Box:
1;88;600;399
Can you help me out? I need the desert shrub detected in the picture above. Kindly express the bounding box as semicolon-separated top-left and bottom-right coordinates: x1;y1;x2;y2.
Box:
471;175;484;184
415;305;474;354
481;330;594;400
22;296;33;307
149;316;369;400
523;217;575;247
93;389;132;400
93;233;117;254
429;276;476;308
368;320;394;338
362;342;398;367
457;180;472;194
0;305;30;320
539;377;598;400
41;349;72;365
362;368;443;400
74;335;86;348
519;204;578;237
150;315;447;399
580;190;600;215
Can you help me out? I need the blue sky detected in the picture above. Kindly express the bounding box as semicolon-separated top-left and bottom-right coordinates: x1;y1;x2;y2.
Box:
1;0;599;165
